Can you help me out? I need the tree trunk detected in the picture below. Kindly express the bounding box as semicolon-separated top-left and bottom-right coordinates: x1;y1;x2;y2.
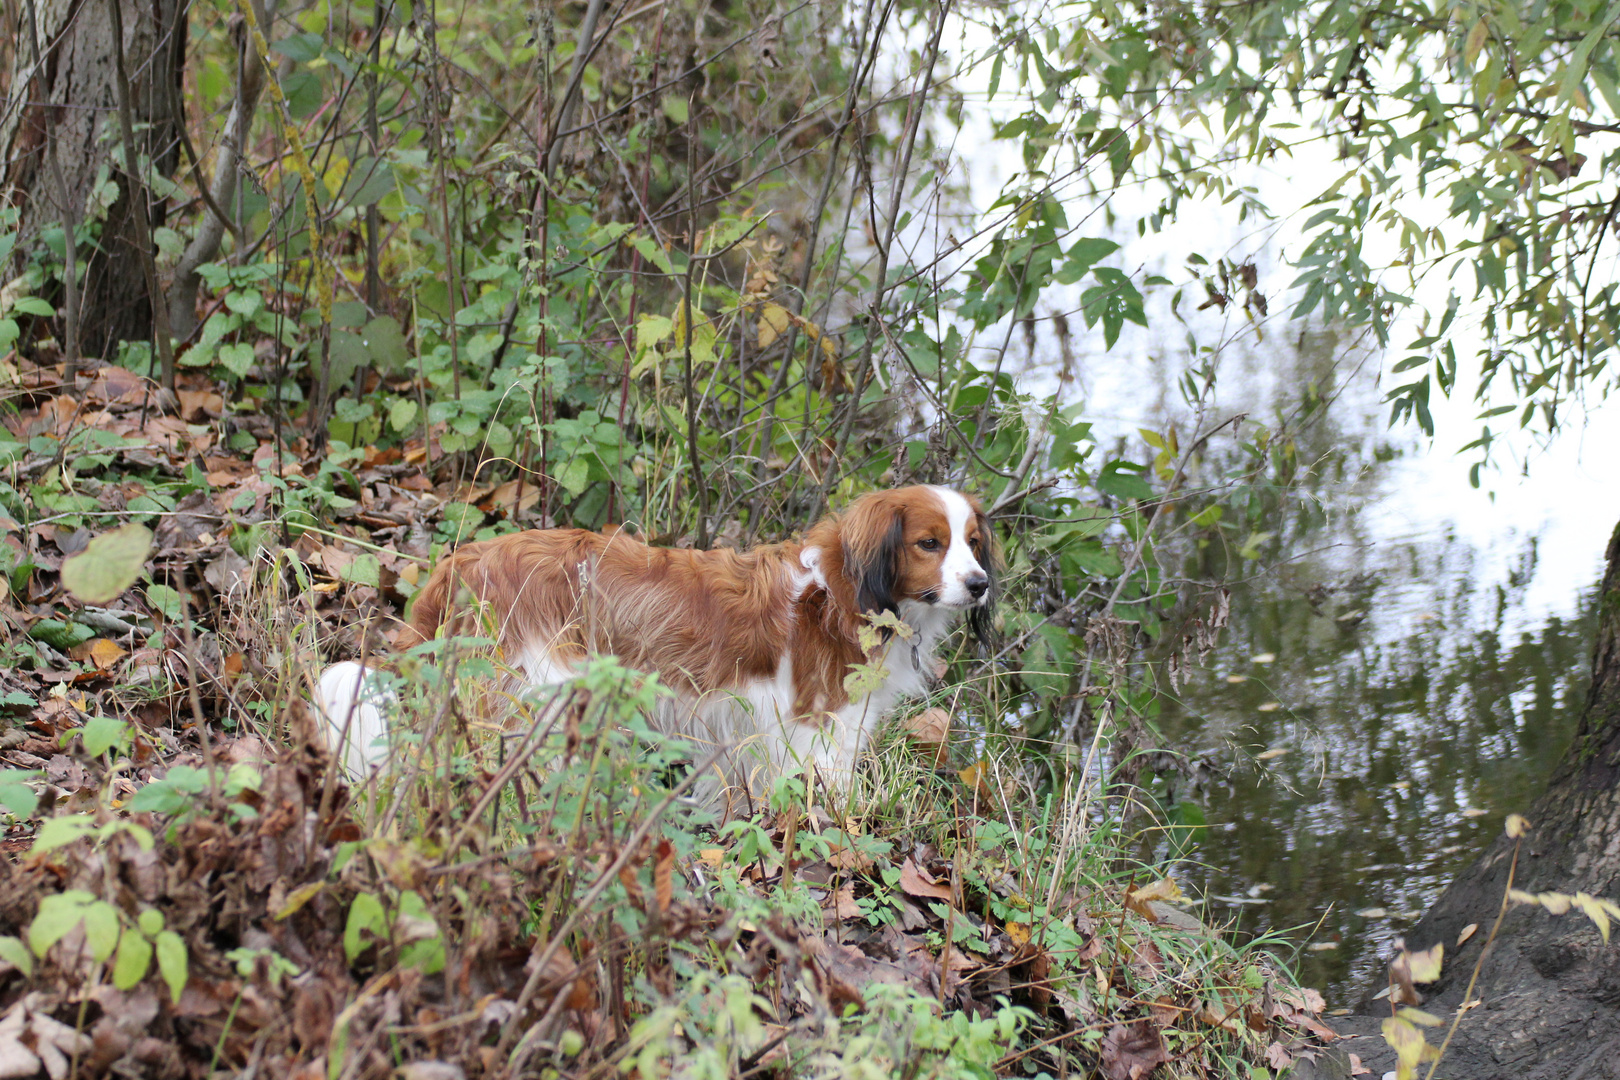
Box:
1311;522;1620;1079
0;0;185;363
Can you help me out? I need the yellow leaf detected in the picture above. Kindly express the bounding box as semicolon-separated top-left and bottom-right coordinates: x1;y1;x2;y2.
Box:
1505;813;1531;838
1406;942;1443;983
1571;892;1610;942
274;881;326;920
89;638;128;669
1464;19;1488;66
323;155;351;199
1380;1016;1429;1080
1005;920;1031;945
1128;877;1184;905
757;303;791;349
1537;891;1571;915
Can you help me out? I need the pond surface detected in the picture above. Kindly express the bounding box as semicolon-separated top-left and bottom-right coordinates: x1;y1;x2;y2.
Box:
1161;518;1595;1005
1136;334;1613;1006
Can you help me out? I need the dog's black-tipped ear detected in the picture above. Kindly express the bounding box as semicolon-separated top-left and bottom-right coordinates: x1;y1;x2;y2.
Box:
968;510;1000;647
842;496;906;618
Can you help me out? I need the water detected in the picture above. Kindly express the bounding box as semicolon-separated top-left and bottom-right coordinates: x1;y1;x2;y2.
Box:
1162;521;1595;1003
1138;334;1606;1005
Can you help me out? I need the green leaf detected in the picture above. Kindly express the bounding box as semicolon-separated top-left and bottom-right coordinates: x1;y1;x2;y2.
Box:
0;770;39;819
146;584;184;620
1056;237;1119;284
28;618;97;651
389;397;419;432
340;554;381;588
1096;461;1153;501
137;908;164;936
396;891;445;974
273;31;323;62
60;524;153;604
223;289;262;317
629;235;675;276
84;900;122;963
843;658;891;699
636;314;674;353
344;893;388;962
1066;540;1124;577
0;935;32;976
28;890;95;957
33;814;97;853
155;931;188;1002
81;716;128;758
362;316;409;371
555;458;590;497
112;927;153;990
327;331;369;390
347;159;396;208
11;297;54;317
661;95;690;124
218;342;255;379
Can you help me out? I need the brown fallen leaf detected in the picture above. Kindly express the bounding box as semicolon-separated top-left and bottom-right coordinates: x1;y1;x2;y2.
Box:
1099;1019;1170;1080
484;478;542;517
827;839;874;873
903;707;950;768
898;857;953;902
176;389;224;422
1348;1051;1371;1075
1197;994;1245;1033
1125;876;1184;919
1264;1041;1294;1069
823;885;862;922
1277;986;1327;1014
1283;1008;1341;1042
653;838;674;916
1456;923;1477;945
1148;995;1181;1027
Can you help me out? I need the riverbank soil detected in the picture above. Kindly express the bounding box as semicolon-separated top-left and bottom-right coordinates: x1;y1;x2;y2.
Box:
1311;524;1620;1079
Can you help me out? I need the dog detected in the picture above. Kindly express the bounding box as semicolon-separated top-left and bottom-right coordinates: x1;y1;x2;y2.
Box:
316;485;997;808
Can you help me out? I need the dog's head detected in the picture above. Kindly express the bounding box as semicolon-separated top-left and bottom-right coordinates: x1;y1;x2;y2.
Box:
837;485;998;645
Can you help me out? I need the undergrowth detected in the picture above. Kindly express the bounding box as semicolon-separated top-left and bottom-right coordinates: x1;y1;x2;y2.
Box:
0;584;1337;1078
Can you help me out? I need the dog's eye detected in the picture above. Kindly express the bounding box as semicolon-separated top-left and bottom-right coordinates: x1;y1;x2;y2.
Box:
918;538;941;551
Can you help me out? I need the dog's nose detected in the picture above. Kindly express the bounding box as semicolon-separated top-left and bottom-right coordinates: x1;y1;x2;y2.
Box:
965;572;989;599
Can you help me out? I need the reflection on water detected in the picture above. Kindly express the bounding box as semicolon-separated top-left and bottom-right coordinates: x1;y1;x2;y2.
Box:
1138;333;1597;1005
1161;532;1593;1004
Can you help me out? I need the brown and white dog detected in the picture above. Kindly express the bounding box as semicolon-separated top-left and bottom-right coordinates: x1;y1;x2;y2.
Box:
317;485;997;804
